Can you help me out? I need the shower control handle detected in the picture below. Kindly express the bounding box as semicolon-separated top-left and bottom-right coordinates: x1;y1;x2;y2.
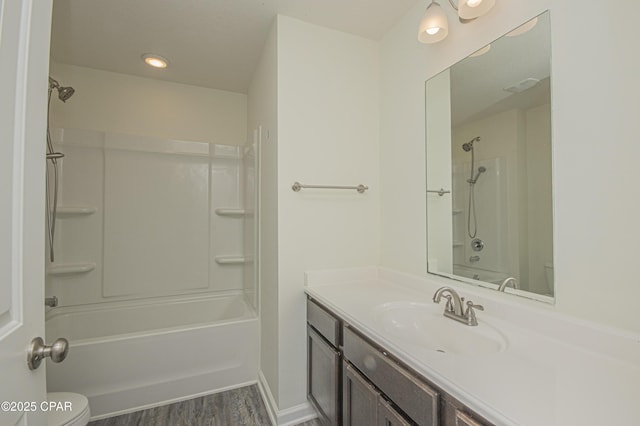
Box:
27;337;69;370
471;238;484;252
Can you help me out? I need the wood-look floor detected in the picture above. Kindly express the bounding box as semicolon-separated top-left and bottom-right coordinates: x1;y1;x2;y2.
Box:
88;385;321;426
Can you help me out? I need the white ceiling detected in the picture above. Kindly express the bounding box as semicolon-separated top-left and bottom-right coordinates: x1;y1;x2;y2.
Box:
449;11;551;126
50;0;420;94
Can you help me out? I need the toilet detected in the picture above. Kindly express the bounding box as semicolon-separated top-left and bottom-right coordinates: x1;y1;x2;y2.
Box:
46;393;90;426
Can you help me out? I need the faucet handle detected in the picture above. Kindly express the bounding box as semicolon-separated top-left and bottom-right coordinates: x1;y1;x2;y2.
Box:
443;294;454;313
464;300;484;326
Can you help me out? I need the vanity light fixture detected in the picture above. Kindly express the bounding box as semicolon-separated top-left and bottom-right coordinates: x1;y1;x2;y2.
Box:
457;0;496;20
418;0;496;44
417;1;449;43
469;44;491;57
142;53;169;69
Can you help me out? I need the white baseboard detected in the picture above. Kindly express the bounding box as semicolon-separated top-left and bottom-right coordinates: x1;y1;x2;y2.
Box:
257;371;318;426
257;372;279;426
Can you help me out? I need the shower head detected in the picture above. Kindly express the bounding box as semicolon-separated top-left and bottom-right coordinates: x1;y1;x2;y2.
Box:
48;76;75;102
57;86;75;102
462;136;481;152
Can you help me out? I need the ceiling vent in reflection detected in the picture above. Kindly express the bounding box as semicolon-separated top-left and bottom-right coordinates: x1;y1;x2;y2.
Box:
503;78;540;94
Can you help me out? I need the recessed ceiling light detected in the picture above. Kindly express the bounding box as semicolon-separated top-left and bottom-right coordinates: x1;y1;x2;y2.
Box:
142;54;169;69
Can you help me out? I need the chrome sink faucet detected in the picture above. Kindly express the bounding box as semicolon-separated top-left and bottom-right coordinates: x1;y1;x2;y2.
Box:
433;287;484;326
433;287;464;316
498;277;518;292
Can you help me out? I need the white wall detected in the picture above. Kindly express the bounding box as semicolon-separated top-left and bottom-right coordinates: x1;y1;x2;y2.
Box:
49;63;247;145
425;70;453;274
247;20;279;410
525;103;553;294
379;2;431;276
380;0;640;332
276;15;380;410
247;22;280;404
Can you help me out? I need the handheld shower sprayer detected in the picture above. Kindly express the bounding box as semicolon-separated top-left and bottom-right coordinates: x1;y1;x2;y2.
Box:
468;166;487;184
46;76;75;262
463;136;482;239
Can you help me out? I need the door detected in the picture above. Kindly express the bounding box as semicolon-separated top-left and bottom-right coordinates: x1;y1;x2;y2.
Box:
378;398;413;426
307;326;340;425
0;0;53;425
343;361;379;426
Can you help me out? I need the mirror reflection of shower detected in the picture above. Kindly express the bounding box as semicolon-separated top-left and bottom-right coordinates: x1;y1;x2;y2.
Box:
46;76;75;262
463;136;485;239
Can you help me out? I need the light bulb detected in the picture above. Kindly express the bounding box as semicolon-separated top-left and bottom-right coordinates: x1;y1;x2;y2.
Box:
458;0;494;20
418;1;449;43
142;54;169;69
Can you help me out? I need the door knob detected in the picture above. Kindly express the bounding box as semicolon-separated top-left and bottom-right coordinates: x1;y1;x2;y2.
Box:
27;337;69;370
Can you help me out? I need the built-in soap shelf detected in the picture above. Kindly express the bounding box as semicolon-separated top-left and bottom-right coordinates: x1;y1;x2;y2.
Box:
47;263;96;276
214;256;253;265
214;208;254;217
453;241;464;248
453;209;463;216
57;206;97;218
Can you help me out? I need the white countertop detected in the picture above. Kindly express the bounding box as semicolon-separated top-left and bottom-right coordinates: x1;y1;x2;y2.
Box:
304;267;640;426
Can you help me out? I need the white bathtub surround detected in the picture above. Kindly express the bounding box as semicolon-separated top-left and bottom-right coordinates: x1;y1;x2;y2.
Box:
242;142;259;312
46;127;257;306
305;267;640;425
46;293;258;419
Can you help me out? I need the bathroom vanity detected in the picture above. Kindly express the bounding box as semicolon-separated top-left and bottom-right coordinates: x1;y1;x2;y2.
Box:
305;268;640;426
307;297;490;425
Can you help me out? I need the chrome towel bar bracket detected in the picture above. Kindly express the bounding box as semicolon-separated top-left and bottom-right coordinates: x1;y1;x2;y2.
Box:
292;182;368;194
427;188;451;196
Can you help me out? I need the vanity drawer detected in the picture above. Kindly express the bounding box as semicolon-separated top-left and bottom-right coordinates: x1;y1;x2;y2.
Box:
343;326;439;426
307;298;340;347
455;410;485;426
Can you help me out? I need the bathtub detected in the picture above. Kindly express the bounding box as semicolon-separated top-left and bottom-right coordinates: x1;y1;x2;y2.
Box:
452;264;508;285
45;293;259;419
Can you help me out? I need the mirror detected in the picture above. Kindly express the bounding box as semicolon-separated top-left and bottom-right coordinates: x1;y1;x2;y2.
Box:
425;11;553;301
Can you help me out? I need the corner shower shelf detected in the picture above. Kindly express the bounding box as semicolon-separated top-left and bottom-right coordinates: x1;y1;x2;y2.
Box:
214;256;251;265
47;263;96;276
57;206;97;218
452;209;463;216
453;241;464;248
214;208;254;217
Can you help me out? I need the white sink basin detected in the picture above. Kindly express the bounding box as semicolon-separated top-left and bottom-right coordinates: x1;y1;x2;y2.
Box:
373;302;508;355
